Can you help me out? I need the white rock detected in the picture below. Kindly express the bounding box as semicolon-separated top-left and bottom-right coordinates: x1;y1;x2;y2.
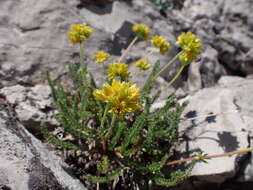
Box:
0;85;27;104
0;105;86;190
0;84;58;130
178;76;253;183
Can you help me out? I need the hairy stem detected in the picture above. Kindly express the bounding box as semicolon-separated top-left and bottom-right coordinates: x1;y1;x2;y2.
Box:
166;65;185;88
79;42;88;84
79;42;85;69
105;113;117;140
100;104;109;130
166;147;253;166
153;51;183;80
119;36;138;62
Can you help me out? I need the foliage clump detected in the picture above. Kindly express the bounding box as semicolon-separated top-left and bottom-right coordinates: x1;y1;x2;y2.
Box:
42;23;202;189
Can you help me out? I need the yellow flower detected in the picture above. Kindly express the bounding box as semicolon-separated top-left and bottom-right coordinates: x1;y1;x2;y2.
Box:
134;59;150;70
93;80;141;114
107;62;130;79
176;32;202;64
94;51;110;63
132;24;150;41
67;24;93;45
179;51;199;63
151;35;170;55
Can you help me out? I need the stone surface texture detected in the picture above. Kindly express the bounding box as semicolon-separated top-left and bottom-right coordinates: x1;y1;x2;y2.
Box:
0;102;86;190
1;0;252;91
0;84;58;131
177;76;253;185
1;0;253;189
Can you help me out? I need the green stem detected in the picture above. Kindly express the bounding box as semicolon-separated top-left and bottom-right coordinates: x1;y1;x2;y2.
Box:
100;104;109;130
111;113;117;130
79;42;85;69
166;65;185;88
99;105;110;151
119;36;138;62
79;42;87;84
153;51;183;80
105;113;117;140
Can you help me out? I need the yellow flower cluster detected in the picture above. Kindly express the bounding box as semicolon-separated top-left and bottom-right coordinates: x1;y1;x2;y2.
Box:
151;35;170;55
176;32;202;64
107;62;130;79
67;24;93;45
134;59;150;70
93;80;141;114
132;24;150;41
94;51;110;63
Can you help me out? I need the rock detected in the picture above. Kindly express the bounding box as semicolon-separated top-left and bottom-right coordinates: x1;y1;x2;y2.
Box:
243;155;253;182
182;0;223;20
219;76;253;182
0;0;173;88
242;49;253;74
178;76;253;183
187;61;202;91
187;46;226;91
199;46;227;87
0;101;86;190
79;1;137;34
0;84;58;132
180;0;253;79
0;0;108;87
0;85;27;104
1;0;253;94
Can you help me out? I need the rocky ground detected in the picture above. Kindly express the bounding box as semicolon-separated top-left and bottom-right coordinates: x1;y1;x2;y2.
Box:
0;0;253;189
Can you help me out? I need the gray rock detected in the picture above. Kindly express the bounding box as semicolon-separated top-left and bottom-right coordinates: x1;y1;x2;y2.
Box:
0;84;58;131
1;0;253;93
0;85;27;104
183;0;223;20
178;76;253;183
242;49;253;74
0;0;186;97
181;0;253;78
244;154;253;182
219;76;253;182
0;101;86;190
187;46;226;90
187;61;202;91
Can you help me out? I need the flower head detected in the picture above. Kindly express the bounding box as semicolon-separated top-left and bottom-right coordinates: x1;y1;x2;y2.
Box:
67;24;93;45
107;62;130;79
94;51;110;63
176;32;202;64
134;58;150;71
132;24;150;41
93;80;141;114
151;35;170;55
179;51;199;64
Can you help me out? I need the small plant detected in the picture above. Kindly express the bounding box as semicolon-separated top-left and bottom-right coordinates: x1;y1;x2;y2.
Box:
42;23;202;189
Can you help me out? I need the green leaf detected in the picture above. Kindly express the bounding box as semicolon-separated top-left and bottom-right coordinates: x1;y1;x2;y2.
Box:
109;121;126;150
84;167;124;184
119;113;147;154
154;161;196;187
145;154;169;174
97;156;110;174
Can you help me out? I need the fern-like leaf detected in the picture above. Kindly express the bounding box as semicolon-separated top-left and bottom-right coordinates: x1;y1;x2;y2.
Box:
84;167;124;184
